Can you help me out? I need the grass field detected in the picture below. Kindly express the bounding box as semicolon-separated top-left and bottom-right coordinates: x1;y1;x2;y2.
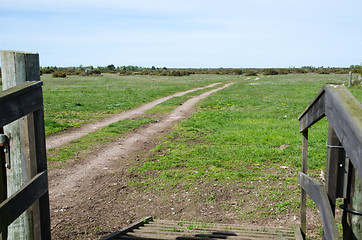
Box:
2;72;361;238
40;73;234;134
127;73;360;236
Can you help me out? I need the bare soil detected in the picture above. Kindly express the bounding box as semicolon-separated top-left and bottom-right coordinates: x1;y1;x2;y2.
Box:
48;83;247;239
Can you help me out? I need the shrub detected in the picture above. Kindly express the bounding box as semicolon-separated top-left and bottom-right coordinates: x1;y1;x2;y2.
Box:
119;71;132;76
92;70;101;75
294;68;307;74
40;68;55;74
317;70;330;74
263;68;279;75
52;71;67;78
277;69;289;75
232;69;244;75
245;70;258;76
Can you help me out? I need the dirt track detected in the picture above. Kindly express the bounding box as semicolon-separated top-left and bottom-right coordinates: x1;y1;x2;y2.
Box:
49;82;235;239
46;82;222;150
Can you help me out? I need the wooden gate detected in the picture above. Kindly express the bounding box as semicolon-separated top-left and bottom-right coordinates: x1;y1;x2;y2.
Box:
298;84;362;239
0;51;51;240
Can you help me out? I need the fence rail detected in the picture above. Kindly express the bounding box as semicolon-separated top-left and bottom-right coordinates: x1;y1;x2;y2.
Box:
298;83;362;239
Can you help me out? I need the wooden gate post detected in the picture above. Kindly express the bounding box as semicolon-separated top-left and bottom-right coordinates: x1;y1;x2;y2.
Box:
300;130;308;238
0;128;7;240
343;167;362;240
0;51;41;240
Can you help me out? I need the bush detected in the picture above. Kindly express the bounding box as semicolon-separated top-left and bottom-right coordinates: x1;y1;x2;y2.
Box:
294;68;307;74
232;69;244;75
317;70;330;74
40;68;54;74
263;68;279;75
245;70;258;76
92;70;101;75
52;71;67;78
277;69;289;75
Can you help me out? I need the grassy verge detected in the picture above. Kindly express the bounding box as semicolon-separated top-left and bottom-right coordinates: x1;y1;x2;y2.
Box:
42;74;234;135
130;73;360;223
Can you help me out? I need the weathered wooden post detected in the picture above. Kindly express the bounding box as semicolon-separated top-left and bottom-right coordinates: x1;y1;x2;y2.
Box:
343;167;362;239
325;126;346;214
300;130;308;238
348;71;352;87
0;51;41;240
0;128;7;240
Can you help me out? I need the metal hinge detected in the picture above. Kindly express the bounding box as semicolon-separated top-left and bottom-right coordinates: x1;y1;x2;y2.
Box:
0;134;10;169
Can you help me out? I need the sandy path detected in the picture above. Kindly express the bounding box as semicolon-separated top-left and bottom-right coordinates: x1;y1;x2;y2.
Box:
46;82;222;150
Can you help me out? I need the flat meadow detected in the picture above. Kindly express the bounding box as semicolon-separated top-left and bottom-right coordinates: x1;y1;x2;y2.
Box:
1;72;361;238
39;73;231;134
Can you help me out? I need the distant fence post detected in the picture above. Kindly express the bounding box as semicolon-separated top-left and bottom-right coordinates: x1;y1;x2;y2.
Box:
0;51;40;240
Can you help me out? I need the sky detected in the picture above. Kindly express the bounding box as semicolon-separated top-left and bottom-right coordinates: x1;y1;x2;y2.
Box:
1;0;361;68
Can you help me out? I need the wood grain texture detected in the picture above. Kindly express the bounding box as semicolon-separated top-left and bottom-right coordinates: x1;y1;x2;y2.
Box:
0;82;43;128
298;172;339;240
326;126;345;214
300;130;308;237
1;50;38;240
324;84;362;177
0;128;7;240
0;171;48;229
298;88;325;133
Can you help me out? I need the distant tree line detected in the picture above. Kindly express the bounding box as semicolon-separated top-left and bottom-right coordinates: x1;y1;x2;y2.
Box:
37;64;362;78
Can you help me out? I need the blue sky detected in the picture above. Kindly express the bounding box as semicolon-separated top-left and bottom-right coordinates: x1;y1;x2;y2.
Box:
1;0;361;68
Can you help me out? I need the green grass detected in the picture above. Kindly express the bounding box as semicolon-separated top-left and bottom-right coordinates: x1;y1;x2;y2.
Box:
48;82;226;165
2;72;361;227
41;73;234;134
131;73;361;218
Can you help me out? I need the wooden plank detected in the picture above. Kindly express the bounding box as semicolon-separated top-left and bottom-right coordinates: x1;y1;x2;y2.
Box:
0;81;43;104
325;126;345;214
293;227;304;240
0;127;7;240
343;168;362;239
298;88;326;132
324;84;362;177
0;171;48;229
131;232;295;240
298;172;339;240
152;220;294;231
0;51;40;89
300;130;308;238
32;107;51;240
133;229;295;238
24;54;40;82
133;227;295;236
0;82;43;128
100;217;153;240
